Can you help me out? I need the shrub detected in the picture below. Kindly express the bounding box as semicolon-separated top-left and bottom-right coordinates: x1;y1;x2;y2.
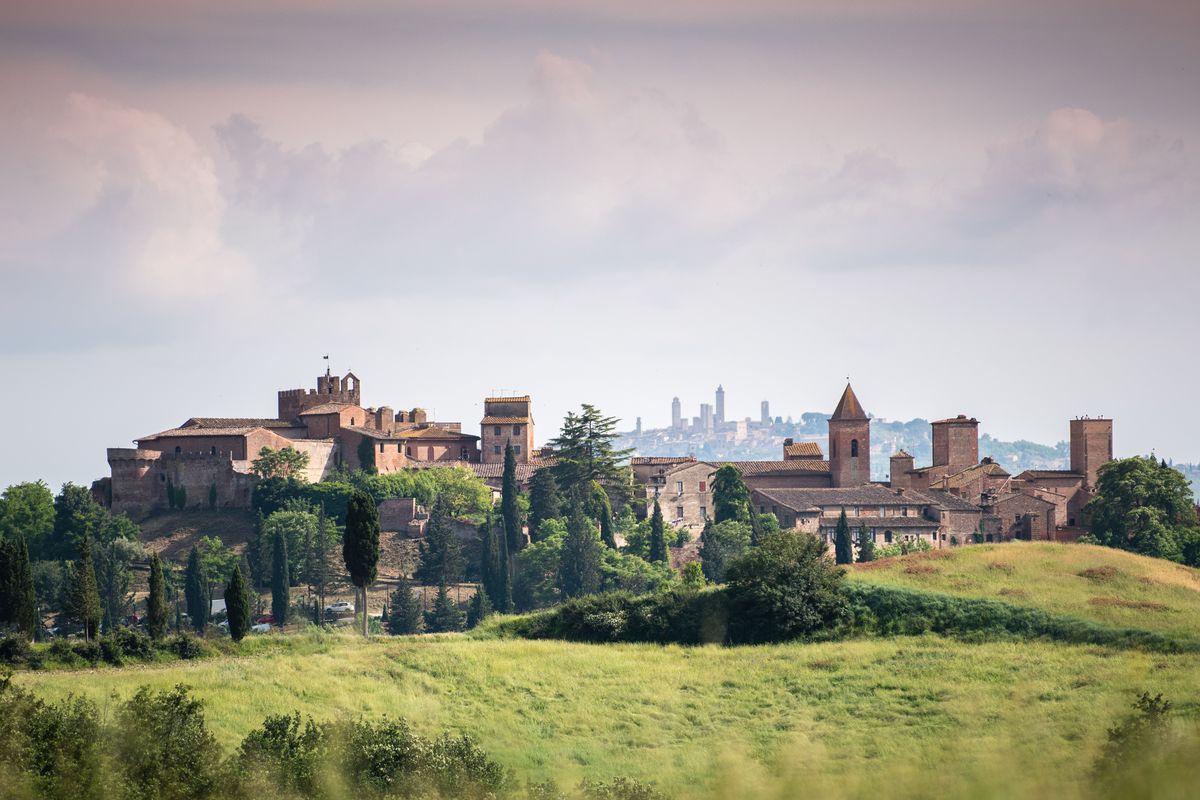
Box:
112;626;155;660
512;589;730;645
0;634;34;666
582;777;668;800
165;633;208;660
99;636;124;666
46;638;78;666
237;712;328;796
72;639;103;665
113;685;222;800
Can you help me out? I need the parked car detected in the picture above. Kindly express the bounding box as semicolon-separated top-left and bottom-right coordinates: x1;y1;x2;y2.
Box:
325;601;354;614
254;614;276;625
251;622;271;634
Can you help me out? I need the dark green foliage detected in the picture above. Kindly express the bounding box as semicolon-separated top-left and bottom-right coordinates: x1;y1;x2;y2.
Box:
271;530;290;626
167;633;209;660
357;436;378;474
95;537;137;634
312;504;329;616
115;685;222;799
0;633;37;667
417;495;464;585
49;483;105;560
184;546;209;634
0;480;55;550
1093;693;1175;789
724;530;849;643
856;528;875;563
527;468;561;542
427;580;465;633
588;483;616;549
581;777;668;800
387;575;424;635
344;490;380;637
1086;456;1200;564
1;535;38;638
834;508;853;565
226;564;252;642
698;519;751;583
67;534;102;640
558;504;602;599
479;515;511;614
710;465;751;524
109;626;154;660
510;589;730;645
502;442;522;552
237;712;327;796
466;585;493;628
648;500;667;563
549;404;634;504
208;482;217;509
147;553;167;640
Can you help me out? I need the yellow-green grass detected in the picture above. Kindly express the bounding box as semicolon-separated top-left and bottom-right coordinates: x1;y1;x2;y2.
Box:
14;630;1200;799
849;542;1200;636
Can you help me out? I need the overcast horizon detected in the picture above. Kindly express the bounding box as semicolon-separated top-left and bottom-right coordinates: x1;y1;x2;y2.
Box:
2;0;1199;491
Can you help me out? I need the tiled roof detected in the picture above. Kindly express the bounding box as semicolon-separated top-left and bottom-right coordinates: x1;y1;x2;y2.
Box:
755;485;930;510
783;441;823;458
398;427;480;441
299;402;357;415
830;383;868;421
480;416;531;425
182;417;294;429
720;460;831;476
631;456;697;466
931;415;978;425
139;425;271;440
934;461;1011;489
1017;469;1083;480
892;449;913;459
410;461;546;482
485;396;530;403
922;489;983;512
343;426;402;441
987;491;1056;509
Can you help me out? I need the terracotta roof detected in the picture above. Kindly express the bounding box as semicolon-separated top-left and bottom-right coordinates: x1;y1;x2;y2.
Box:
299;403;357;415
922;489;982;512
933;461;1011;490
783;441;823;458
139;425;273;441
480;416;531;425
755;485;932;510
398;427;480;441
830;383;868;421
931;415;978;425
892;450;914;459
720;460;831;476
410;461;546;482
485;396;530;403
987;491;1056;509
631;456;697;466
343;426;403;441
182;417;295;429
1016;469;1084;480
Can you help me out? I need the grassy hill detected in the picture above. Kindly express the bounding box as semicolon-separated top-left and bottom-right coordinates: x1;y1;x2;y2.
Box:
849;543;1200;637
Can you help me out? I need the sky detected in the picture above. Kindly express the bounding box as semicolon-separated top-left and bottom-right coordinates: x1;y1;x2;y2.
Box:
1;0;1198;490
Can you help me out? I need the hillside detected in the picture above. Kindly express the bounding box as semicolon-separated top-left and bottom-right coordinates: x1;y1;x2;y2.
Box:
849;543;1200;637
16;632;1200;799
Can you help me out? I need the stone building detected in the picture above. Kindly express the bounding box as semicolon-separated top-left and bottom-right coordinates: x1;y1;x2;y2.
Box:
751;486;942;550
481;396;535;464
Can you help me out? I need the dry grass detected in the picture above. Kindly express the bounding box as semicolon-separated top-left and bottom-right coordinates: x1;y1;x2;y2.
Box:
1088;597;1170;611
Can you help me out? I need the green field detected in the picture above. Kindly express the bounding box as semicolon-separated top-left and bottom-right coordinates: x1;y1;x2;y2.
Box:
848;542;1200;636
12;543;1200;799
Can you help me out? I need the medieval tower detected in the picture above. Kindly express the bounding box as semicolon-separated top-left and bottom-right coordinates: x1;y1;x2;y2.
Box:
829;383;870;487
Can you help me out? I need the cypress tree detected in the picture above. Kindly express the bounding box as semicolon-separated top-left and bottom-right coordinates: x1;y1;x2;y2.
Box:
271;529;289;626
856;528;875;563
0;539;12;627
146;553;167;640
558;502;601;598
68;534;101;641
834;508;853;565
416;495;463;585
313;504;329;621
184;546;208;634
649;500;668;563
502;442;523;552
3;536;37;640
466;585;493;629
527;468;560;542
589;483;616;549
343;490;380;637
225;564;252;642
494;514;511;613
427;579;464;633
386;574;424;635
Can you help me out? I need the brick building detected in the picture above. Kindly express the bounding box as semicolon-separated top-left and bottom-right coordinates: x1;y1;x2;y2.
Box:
481;396;535;464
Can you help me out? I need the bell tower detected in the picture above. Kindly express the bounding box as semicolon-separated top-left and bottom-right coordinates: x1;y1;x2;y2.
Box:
828;383;870;487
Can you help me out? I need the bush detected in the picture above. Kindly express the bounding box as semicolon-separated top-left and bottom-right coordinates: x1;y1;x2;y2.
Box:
512;589;730;645
114;685;223;799
72;639;103;665
46;638;78;665
99;636;124;666
111;626;155;660
0;634;34;666
582;777;668;800
165;633;208;660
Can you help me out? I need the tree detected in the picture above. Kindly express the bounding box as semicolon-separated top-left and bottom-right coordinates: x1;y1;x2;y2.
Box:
343;490;380;637
0;535;37;639
67;534;101;640
356;437;377;475
184;546;209;634
856;528;875;563
311;505;330;620
251;446;311;480
0;481;55;551
557;503;601;598
466;585;493;629
587;482;616;549
711;465;751;524
725;530;849;643
96;537;141;632
426;580;465;633
699;519;752;583
1086;457;1200;563
501;442;523;552
416;495;464;585
271;529;290;626
834;508;853;565
549;404;634;503
648;500;668;563
259;510;318;586
48;483;105;561
225;564;252;642
386;575;424;634
479;514;511;614
527;468;561;542
147;553;167;640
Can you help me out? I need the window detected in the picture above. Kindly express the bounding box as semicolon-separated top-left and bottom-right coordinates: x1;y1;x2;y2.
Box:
380;443;385;452
699;481;707;493
700;506;708;519
427;447;434;460
406;446;413;457
351;418;356;426
884;531;893;544
211;446;217;455
460;447;469;460
512;425;521;435
676;481;684;495
175;446;181;454
901;507;908;517
676;505;684;519
850;439;859;457
494;426;501;435
493;445;501;455
853;506;860;516
514;445;522;455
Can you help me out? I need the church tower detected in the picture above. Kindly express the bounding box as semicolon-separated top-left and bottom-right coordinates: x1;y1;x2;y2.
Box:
828;383;870;487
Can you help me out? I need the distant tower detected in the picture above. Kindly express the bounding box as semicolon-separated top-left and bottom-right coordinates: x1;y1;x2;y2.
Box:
931;415;980;472
671;397;682;430
715;385;725;425
700;403;714;432
828;383;871;488
636;416;643;436
1070;417;1114;492
761;400;770;425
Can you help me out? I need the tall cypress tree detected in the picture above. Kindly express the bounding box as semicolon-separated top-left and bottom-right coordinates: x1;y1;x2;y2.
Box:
313;504;329;622
466;585;493;629
494;514;511;613
146;553;167;640
386;574;424;635
834;508;853;565
225;564;252;642
416;495;463;585
558;502;601;599
502;442;522;552
0;536;38;640
271;529;290;626
856;528;875;563
649;500;668;563
427;579;464;633
527;468;560;542
68;534;101;641
184;546;208;634
343;490;380;637
0;539;13;627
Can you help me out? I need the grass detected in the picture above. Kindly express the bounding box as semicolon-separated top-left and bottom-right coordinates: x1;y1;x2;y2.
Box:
13;629;1200;799
849;542;1200;636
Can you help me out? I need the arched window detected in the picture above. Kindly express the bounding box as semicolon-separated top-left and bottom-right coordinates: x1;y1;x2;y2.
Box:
175;446;181;454
850;439;859;457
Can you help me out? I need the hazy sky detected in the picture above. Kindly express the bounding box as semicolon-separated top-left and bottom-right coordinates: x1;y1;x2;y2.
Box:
2;0;1198;490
